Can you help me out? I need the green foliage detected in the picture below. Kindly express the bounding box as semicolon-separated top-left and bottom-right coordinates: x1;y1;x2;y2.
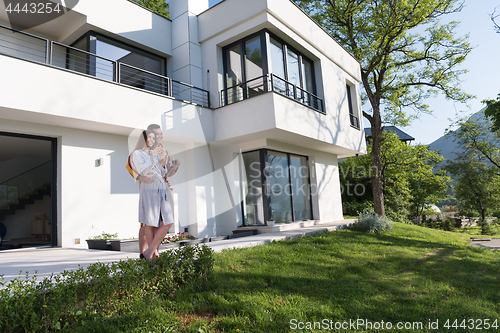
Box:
130;0;169;18
484;93;500;133
478;219;494;236
294;0;472;216
351;209;393;233
340;131;450;221
162;232;195;243
91;232;118;240
0;245;214;333
164;224;500;332
449;112;500;171
445;153;500;220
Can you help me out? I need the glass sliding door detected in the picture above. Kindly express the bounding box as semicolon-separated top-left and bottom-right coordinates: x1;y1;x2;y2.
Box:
267;151;293;223
286;48;301;98
242;151;265;226
301;58;314;105
244;36;265;99
241;149;312;226
290;155;312;220
225;44;244;104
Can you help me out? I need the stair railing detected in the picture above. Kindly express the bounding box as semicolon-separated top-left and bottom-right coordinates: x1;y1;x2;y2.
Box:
0;161;51;209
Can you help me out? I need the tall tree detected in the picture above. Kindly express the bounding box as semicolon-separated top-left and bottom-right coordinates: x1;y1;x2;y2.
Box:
450;113;500;174
294;0;473;216
445;153;500;220
340;131;449;221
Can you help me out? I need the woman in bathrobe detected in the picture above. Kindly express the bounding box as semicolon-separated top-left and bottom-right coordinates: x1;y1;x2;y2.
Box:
131;130;173;260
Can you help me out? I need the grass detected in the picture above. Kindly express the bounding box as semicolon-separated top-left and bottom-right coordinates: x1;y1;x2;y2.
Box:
65;223;500;332
456;223;500;238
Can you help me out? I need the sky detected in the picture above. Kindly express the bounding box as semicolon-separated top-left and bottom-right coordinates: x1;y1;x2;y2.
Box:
362;0;500;145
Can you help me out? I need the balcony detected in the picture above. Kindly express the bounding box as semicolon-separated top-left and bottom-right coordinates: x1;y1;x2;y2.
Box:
220;74;324;114
0;24;210;108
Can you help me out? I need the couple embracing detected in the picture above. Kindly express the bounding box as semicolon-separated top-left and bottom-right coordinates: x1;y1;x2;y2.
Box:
127;124;180;261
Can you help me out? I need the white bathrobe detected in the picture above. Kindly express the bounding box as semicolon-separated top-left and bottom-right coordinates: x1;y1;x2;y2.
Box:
131;149;173;227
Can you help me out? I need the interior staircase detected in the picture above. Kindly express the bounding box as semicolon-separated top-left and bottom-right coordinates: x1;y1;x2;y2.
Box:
0;184;51;221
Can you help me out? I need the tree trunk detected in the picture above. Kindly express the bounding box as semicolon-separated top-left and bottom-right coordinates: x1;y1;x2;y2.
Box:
370;116;385;217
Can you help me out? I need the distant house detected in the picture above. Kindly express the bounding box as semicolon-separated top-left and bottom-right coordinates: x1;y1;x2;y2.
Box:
365;126;415;145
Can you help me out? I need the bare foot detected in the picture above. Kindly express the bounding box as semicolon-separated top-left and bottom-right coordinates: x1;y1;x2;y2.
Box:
143;248;155;261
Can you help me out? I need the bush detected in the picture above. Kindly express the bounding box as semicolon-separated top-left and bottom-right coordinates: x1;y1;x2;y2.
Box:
0;244;214;333
479;219;494;236
343;201;374;216
350;209;393;233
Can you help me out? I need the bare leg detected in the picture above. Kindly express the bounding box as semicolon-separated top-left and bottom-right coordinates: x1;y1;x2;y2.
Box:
139;225;147;255
143;223;172;260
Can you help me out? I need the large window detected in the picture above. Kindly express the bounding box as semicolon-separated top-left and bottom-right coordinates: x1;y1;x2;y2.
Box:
66;31;166;93
347;83;360;129
241;149;312;226
224;33;266;104
222;30;321;112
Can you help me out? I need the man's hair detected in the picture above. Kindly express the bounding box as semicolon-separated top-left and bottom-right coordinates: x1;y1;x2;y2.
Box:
147;124;161;131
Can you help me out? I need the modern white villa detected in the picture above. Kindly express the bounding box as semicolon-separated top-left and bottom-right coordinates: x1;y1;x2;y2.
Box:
0;0;366;249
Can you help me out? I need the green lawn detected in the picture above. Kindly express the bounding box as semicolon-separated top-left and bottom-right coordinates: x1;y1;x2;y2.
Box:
69;223;500;332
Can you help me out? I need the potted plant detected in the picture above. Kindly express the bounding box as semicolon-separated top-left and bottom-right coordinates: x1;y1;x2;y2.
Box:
266;220;275;227
86;232;118;250
158;232;187;250
110;238;140;252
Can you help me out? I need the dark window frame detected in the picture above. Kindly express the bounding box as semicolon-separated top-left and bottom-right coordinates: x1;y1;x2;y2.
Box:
346;83;360;130
222;29;317;96
0;131;58;247
241;148;313;226
70;30;167;77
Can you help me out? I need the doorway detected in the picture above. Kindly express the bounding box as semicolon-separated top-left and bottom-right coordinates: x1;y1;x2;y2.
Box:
241;149;312;226
0;132;57;250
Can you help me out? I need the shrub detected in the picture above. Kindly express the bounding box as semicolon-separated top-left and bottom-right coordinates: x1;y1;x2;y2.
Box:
343;201;374;216
351;209;393;233
0;244;214;333
479;219;493;236
91;232;118;240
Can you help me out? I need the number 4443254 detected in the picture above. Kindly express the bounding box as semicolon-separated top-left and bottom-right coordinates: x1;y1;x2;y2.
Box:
444;319;498;330
6;3;61;14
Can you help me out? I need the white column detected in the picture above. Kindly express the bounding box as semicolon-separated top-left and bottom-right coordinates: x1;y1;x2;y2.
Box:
170;0;209;87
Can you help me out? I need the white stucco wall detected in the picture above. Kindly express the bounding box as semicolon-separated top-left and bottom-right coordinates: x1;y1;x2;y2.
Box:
0;119;141;248
198;0;366;157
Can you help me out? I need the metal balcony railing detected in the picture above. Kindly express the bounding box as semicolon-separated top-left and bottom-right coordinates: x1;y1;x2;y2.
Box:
349;113;360;129
220;74;325;114
0;24;210;108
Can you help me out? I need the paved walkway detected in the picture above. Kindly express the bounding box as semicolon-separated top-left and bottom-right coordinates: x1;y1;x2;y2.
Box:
0;220;353;285
468;238;500;250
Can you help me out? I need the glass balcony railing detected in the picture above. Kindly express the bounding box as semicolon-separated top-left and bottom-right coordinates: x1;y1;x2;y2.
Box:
220;74;325;114
0;24;210;108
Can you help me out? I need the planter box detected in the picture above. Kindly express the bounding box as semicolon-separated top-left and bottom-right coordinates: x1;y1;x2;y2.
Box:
158;242;180;251
110;239;140;252
209;235;228;242
179;238;208;247
86;239;112;250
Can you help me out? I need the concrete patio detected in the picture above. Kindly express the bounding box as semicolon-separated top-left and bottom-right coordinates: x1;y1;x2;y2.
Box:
0;219;354;285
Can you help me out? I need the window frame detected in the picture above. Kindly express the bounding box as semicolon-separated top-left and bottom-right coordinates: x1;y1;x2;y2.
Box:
70;30;167;77
222;29;317;97
241;148;313;226
346;82;360;130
